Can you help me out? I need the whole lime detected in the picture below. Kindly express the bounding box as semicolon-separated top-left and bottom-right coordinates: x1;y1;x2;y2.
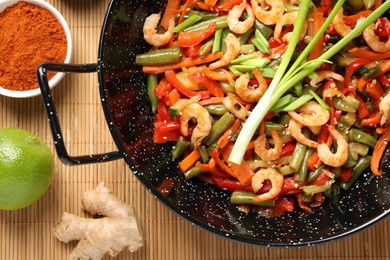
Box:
0;128;54;210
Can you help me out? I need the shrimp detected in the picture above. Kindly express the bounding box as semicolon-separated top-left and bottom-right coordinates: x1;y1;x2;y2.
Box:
180;103;212;148
274;11;308;43
317;125;348;167
209;34;240;70
251;0;284;26
288;101;330;127
363;21;390;53
252;168;284;202
379;92;390;125
143;13;174;48
234;70;267;102
289;119;319;148
332;8;351;37
254;130;283;161
227;0;255;34
223;94;249;120
310;70;344;87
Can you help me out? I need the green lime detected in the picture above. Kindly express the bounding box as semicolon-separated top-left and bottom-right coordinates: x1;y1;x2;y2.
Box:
0;128;54;210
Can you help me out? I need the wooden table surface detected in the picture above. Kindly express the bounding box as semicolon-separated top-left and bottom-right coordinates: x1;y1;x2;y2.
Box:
1;0;390;259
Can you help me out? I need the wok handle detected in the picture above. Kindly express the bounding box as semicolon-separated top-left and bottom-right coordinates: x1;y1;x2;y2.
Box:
37;62;122;165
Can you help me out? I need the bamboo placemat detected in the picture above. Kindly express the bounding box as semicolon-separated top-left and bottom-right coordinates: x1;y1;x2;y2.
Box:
1;0;390;259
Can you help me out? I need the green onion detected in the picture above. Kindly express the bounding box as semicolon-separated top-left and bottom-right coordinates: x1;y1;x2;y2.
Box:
282;94;313;112
171;15;202;33
228;0;311;164
229;0;390;164
212;29;223;53
309;90;331;111
146;74;158;114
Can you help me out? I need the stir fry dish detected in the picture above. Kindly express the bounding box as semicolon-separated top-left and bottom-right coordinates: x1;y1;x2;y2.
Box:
136;0;390;217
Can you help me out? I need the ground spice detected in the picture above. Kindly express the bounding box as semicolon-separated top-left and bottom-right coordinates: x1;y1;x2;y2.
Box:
0;1;67;91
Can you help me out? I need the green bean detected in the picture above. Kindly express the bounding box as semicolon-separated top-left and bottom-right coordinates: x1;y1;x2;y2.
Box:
147;74;158;114
343;152;357;168
230;54;258;65
203;112;235;146
339;155;371;190
346;0;364;10
295;147;314;183
198;39;214;56
171;136;191;159
276;165;296;176
265;122;285;136
199;146;210;163
307;164;325;183
171;15;202;33
252;37;270;54
348;142;369;160
220;28;232;53
204;104;227;115
212;29;223;53
350;128;377;148
283;94;313;112
239;44;256;54
303;181;333;196
325;182;341;205
184;166;206;180
135;46;183;65
363;63;381;79
332;97;356;113
230;191;275;206
290;142;308;171
237;28;254;45
270;94;297;112
337;113;356;133
184;16;228;32
186;10;219;20
252;19;273;39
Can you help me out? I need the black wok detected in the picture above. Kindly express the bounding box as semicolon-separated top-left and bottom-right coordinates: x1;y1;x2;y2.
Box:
37;0;390;247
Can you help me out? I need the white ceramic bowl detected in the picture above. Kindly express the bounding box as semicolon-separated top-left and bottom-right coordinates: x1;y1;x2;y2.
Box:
0;0;72;98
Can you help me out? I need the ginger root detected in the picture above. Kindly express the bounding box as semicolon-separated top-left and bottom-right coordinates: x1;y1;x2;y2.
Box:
54;182;144;260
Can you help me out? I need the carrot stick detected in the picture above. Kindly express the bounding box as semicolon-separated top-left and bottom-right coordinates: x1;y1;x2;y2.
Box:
371;123;390;176
349;47;390;60
160;0;181;30
344;10;372;26
308;12;324;61
178;149;201;172
167;88;181;106
143;52;223;74
378;59;390;76
210;148;235;176
217;119;241;149
221;143;254;186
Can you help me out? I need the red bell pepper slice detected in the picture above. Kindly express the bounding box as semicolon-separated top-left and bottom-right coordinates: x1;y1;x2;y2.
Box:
182;44;202;58
210;175;253;192
340;168;352;183
177;22;216;47
165;70;211;100
154;78;173;101
376;17;390;37
372;124;390;176
344;59;373;88
281;141;296;157
188;73;224;97
280;177;304;195
361;111;381;126
366;81;384;101
153;121;181;143
257;198;294;218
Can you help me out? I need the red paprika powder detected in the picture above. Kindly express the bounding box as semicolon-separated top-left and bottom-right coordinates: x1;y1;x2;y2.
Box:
0;1;67;91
